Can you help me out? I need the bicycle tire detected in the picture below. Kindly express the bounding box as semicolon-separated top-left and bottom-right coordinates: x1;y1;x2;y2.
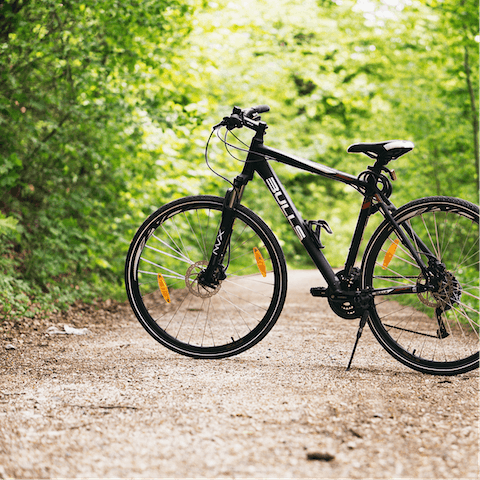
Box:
125;195;288;359
362;196;479;375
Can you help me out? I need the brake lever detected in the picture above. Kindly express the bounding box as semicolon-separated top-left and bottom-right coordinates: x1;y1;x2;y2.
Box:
226;114;243;131
212;119;227;130
213;114;243;131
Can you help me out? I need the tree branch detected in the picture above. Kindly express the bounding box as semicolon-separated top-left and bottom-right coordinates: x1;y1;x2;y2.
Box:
25;113;71;165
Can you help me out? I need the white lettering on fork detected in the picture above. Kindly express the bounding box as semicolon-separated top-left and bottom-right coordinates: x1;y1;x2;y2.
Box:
213;229;224;256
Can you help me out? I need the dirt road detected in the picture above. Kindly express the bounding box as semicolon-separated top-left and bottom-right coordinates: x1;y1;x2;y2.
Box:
0;270;478;479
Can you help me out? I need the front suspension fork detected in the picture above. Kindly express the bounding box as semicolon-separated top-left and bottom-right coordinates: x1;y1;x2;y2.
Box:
201;186;242;285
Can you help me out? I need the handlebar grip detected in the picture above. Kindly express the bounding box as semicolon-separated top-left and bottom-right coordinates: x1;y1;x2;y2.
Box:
243;104;270;119
253;104;270;114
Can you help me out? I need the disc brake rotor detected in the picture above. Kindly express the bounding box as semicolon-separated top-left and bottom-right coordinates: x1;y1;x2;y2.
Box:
185;260;222;298
417;272;461;309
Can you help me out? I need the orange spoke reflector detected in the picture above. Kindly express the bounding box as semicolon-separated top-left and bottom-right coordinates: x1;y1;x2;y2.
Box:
382;239;400;270
157;274;171;303
253;247;267;277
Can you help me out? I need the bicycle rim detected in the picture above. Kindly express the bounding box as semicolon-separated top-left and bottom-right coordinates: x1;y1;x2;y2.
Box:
363;197;479;375
125;196;287;358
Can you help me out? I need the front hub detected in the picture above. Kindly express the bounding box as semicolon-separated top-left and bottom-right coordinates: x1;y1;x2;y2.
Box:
186;261;223;298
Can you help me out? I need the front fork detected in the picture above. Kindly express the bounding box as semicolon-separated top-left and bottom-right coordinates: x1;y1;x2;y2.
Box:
201;185;244;286
201;137;258;287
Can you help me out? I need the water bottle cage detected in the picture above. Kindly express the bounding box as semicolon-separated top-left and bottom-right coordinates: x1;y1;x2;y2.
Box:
306;220;333;249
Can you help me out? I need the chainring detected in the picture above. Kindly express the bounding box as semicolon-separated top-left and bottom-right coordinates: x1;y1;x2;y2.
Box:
328;297;360;319
328;268;364;320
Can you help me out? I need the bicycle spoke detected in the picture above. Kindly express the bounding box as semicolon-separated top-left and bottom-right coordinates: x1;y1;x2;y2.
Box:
187;299;206;345
221;286;268;312
453;221;477;270
229;248;270;264
457;241;480;273
450;302;479;329
175;294;196;339
215;295;242;342
228;276;275;288
374;260;417;285
380;241;419;269
404;219;421;262
145;244;193;265
460;289;480;301
183;211;208;259
420;213;440;260
440;210;459;262
434;212;441;260
217;292;255;331
373;275;417;286
223;278;274;299
196;209;208;258
202;298;214;347
140;257;185;279
152;233;192;264
138;269;184;280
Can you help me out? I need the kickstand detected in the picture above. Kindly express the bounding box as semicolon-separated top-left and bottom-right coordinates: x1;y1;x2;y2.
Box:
346;310;369;371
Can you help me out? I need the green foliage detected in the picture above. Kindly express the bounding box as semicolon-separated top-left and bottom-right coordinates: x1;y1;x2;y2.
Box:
179;0;478;264
0;0;196;319
0;0;478;321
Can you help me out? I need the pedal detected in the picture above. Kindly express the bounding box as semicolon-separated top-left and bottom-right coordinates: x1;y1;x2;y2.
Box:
306;220;332;249
310;287;329;297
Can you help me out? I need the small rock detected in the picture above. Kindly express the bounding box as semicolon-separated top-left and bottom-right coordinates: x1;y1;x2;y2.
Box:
46;325;91;335
306;452;335;462
349;428;363;438
46;326;66;335
64;325;91;335
4;344;16;350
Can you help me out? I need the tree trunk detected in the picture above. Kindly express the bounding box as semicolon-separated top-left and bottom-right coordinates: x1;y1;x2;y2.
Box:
463;45;480;272
463;45;479;181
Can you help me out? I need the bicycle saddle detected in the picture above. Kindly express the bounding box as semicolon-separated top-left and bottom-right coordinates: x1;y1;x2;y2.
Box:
347;140;414;163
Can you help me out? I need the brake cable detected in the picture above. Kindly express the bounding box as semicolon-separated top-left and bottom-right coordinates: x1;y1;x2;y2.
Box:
204;129;234;187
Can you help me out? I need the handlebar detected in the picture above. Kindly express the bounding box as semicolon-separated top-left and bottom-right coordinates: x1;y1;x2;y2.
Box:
243;104;270;119
214;105;270;132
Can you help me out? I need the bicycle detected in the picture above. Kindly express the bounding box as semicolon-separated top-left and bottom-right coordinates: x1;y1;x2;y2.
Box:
125;105;479;376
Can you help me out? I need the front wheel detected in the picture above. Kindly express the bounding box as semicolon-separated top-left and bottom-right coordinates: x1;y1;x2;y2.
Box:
125;195;288;359
362;196;479;375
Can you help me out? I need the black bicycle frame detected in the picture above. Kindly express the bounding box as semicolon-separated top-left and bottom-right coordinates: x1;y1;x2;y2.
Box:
203;125;432;295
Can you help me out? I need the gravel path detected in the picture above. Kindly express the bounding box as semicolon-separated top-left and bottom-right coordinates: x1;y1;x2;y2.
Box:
0;270;478;479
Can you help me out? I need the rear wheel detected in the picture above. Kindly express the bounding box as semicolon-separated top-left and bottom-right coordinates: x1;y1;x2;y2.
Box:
363;197;479;375
125;195;287;358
